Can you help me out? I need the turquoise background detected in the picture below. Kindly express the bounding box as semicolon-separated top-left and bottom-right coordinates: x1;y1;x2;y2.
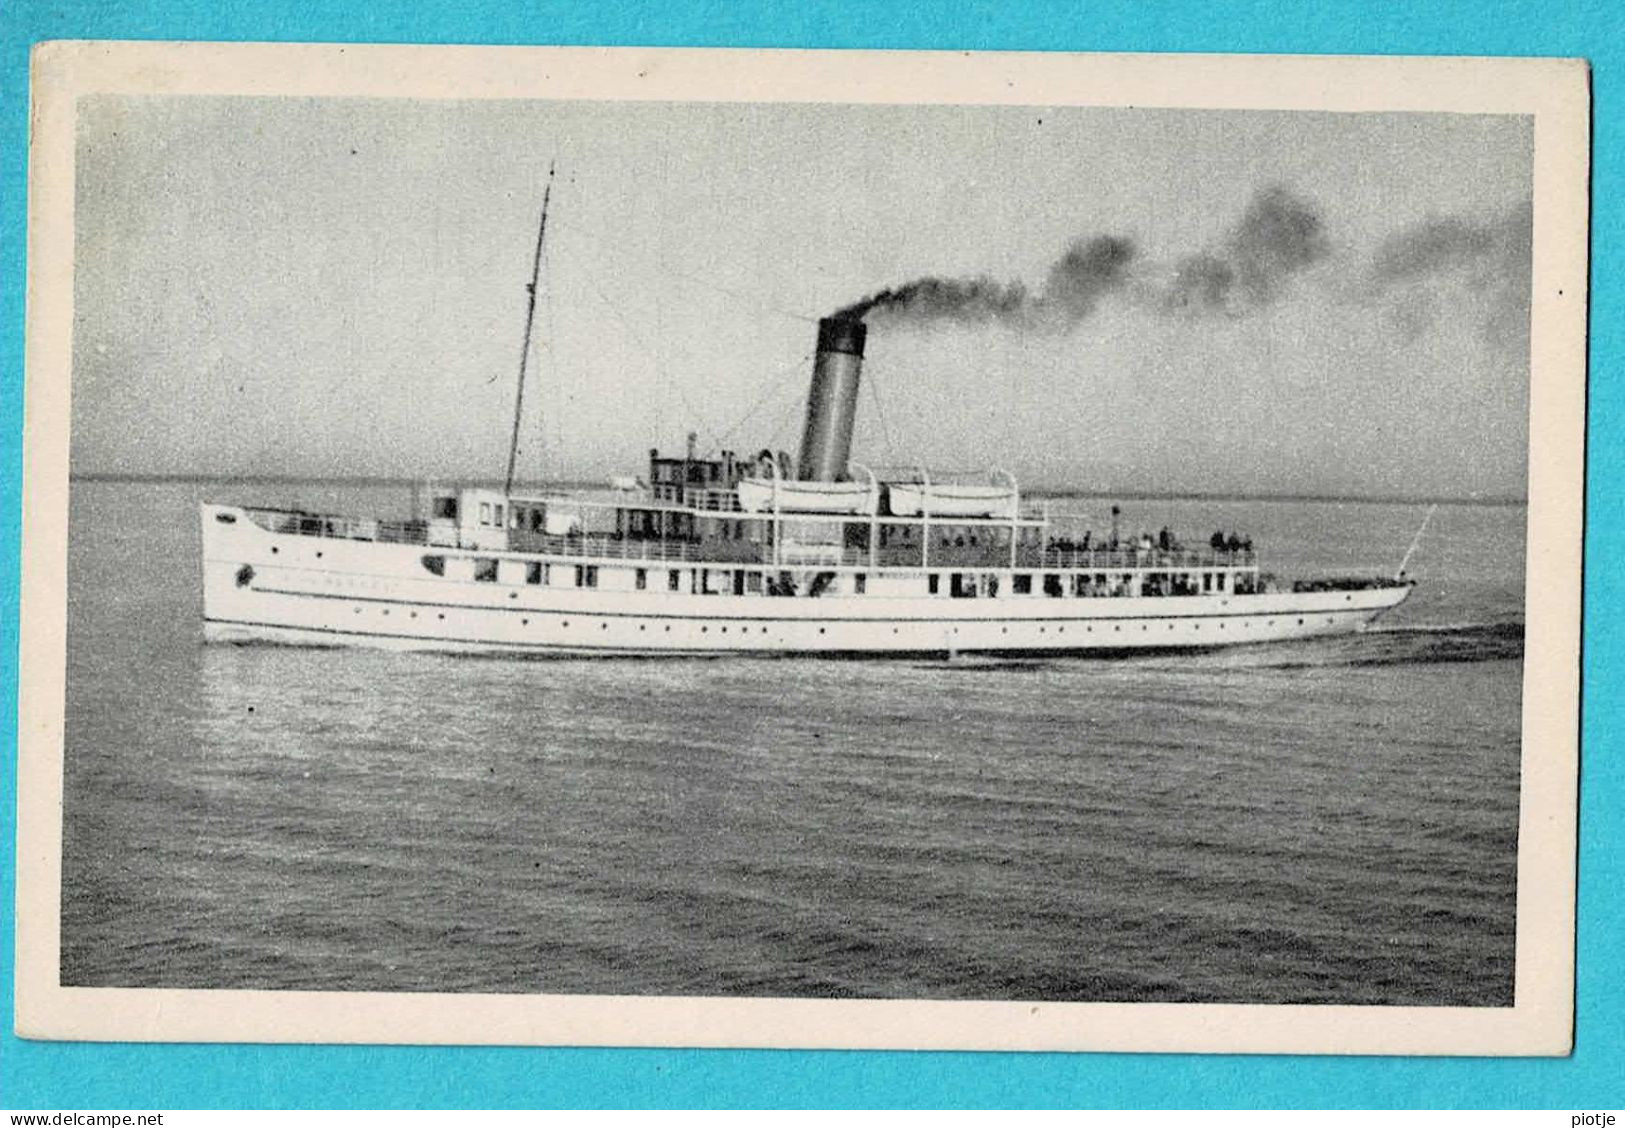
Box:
1;0;1618;1110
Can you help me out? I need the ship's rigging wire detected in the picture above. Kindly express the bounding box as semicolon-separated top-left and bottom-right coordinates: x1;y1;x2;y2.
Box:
714;350;815;450
554;205;822;456
864;364;901;468
765;388;809;452
1394;503;1439;580
660;264;820;326
570;242;821;460
494;185;856;470
573;253;719;453
564;220;819;328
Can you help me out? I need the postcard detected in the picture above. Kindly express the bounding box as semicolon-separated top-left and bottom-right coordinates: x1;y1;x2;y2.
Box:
15;41;1588;1053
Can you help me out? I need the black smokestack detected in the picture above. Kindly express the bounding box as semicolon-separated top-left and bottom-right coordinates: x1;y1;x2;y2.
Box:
797;317;867;481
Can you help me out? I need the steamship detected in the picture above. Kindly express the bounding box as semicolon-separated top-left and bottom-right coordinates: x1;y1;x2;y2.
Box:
201;308;1413;657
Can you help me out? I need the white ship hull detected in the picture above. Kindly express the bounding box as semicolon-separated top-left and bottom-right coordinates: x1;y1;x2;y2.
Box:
202;505;1411;658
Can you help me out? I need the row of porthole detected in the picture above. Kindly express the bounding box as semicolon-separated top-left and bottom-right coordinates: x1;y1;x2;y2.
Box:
942;616;1333;634
355;607;447;621
344;606;812;635
343;604;1340;633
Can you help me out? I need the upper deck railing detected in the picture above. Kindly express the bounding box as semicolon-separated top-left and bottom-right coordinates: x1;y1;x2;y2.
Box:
242;509;430;545
1023;545;1256;571
648;483;743;511
641;482;1050;523
238;506;1259;572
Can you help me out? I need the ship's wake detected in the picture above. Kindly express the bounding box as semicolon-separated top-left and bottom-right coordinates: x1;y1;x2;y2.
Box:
1254;620;1525;669
910;620;1525;674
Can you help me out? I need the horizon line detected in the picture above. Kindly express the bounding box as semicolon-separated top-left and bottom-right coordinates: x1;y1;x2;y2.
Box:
66;472;1530;508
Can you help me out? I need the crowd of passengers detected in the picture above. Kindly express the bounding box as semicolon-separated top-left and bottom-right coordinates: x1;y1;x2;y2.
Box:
946;568;1260;599
1046;527;1254;555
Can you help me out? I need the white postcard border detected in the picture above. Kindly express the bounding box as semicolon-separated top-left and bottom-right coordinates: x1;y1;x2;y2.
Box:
15;41;1590;1054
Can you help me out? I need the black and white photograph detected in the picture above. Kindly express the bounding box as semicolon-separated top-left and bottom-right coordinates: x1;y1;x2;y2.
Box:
16;43;1586;1053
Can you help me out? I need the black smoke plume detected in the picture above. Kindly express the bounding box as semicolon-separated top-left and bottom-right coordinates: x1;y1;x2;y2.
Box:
1164;186;1330;315
836;234;1136;327
1371;203;1531;286
833;186;1329;328
1366;200;1532;347
1373;217;1499;280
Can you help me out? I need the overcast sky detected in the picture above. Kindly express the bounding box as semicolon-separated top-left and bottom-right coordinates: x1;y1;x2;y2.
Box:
71;96;1532;499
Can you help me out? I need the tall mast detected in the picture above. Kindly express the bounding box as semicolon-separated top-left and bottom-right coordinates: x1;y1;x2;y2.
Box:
503;162;556;497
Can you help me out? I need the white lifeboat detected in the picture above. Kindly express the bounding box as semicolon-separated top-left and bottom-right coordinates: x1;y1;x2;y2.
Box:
735;477;878;515
886;483;1017;519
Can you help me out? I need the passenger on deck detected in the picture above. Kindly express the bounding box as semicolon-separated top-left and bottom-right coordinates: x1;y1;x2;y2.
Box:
1211;530;1227;551
1158;527;1173;552
1226;533;1242;553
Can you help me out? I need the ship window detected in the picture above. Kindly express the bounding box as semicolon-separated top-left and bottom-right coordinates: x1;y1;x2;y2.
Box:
575;565;599;588
745;571;763;594
636;568;647;591
526;561;547;585
474;558;498;582
421;555;446;576
1013;574;1032;595
1043;574;1063;598
855;573;867;594
733;570;746;596
479;502;492;525
493;504;505;527
668;569;681;592
1216;573;1226;592
928;574;940;595
433;497;458;520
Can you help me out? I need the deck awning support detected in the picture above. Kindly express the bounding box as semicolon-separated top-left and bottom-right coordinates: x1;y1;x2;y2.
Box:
916;465;932;573
995;467;1019;570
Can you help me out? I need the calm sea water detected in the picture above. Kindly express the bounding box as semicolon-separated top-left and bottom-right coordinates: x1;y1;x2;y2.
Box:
61;480;1524;1004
